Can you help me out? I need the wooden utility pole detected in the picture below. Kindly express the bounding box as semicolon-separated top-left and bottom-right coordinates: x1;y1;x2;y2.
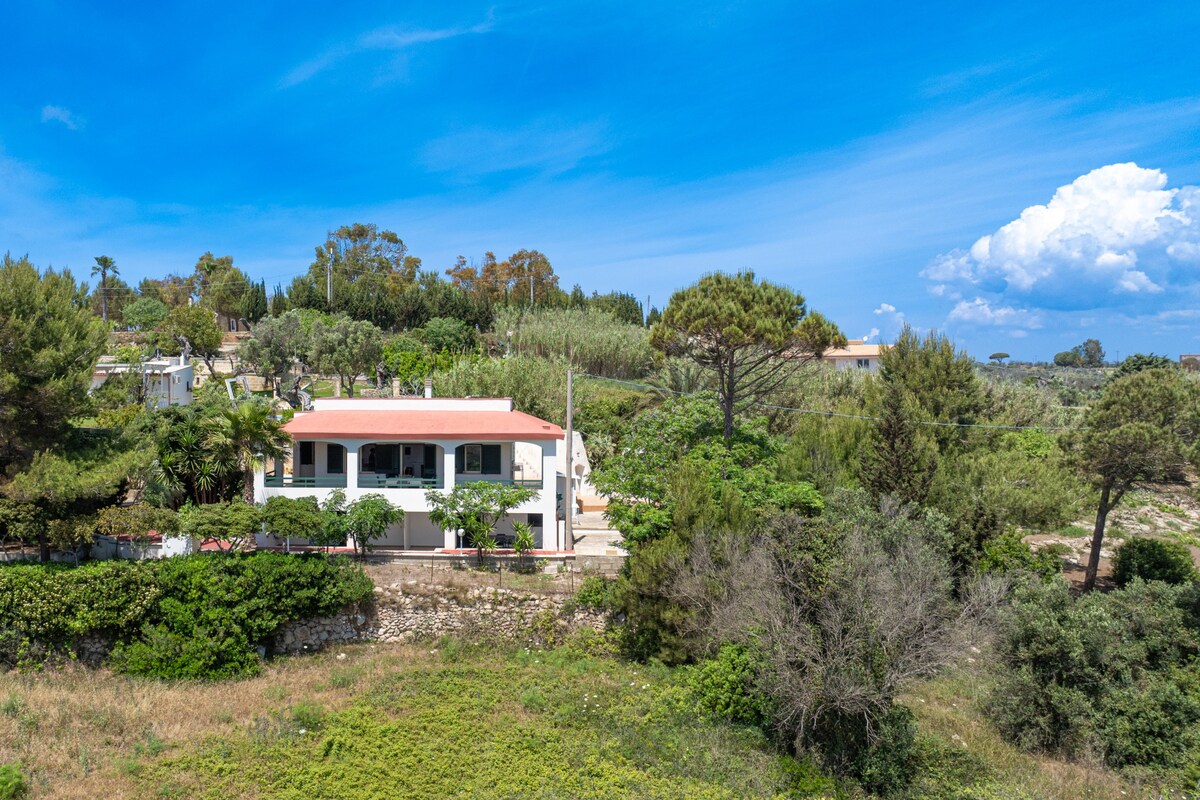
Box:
564;367;574;551
326;241;334;306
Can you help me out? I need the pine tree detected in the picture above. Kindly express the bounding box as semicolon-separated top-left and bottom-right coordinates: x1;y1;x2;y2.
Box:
240;280;268;324
859;379;938;505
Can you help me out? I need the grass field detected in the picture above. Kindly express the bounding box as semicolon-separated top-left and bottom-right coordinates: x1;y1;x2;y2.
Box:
0;637;1166;800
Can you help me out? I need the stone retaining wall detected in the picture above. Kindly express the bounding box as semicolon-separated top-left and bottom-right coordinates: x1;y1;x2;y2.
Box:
273;581;607;653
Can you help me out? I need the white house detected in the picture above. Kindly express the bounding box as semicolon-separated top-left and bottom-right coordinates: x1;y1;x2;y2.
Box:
91;354;194;407
254;396;565;552
823;340;886;372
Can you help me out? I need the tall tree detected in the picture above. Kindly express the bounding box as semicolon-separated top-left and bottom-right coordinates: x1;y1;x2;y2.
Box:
193;252;250;320
1069;369;1199;590
859;379;938;505
878;324;984;452
205;398;290;504
91;255;119;324
0;255;108;471
650;271;845;438
240;279;269;324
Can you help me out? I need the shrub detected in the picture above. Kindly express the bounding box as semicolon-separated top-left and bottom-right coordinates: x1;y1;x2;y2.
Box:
1113;537;1197;587
688;644;773;727
0;763;25;800
977;531;1061;580
0;554;372;678
575;576;615;610
989;579;1200;768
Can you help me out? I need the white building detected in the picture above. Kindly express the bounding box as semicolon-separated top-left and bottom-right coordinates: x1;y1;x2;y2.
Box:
254;396;565;552
91;354;194;407
823;340;886;372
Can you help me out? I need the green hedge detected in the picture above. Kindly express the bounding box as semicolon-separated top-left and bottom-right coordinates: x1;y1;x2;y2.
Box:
0;553;373;679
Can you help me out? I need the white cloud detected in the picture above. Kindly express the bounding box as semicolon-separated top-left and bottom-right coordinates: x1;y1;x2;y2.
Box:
862;326;880;341
280;13;494;88
948;297;1042;328
922;163;1200;306
873;302;895;315
41;105;80;130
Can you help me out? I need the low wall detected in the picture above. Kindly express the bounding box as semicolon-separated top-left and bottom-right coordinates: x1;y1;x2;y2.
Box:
273;582;607;653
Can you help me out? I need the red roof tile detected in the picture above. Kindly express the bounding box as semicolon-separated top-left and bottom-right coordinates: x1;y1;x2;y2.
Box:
283;409;563;440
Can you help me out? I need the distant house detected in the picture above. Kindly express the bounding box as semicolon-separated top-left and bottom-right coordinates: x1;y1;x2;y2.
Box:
823;340;886;372
254;395;566;552
1181;354;1200;371
215;311;251;344
91;354;194;407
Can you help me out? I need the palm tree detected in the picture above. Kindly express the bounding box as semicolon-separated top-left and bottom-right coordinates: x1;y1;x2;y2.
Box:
206;398;289;506
91;256;119;324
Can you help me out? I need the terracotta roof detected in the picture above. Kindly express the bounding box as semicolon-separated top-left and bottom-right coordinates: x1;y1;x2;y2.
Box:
283;409;564;440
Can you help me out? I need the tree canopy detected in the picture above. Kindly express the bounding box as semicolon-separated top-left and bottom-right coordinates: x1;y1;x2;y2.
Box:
0;255;109;472
1068;368;1199;590
650;271;844;438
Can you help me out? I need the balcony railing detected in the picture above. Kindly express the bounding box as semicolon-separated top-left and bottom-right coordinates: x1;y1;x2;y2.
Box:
357;475;440;489
457;477;543;489
264;474;346;488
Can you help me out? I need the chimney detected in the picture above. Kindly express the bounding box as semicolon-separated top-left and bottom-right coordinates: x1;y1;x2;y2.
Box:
424;377;433;399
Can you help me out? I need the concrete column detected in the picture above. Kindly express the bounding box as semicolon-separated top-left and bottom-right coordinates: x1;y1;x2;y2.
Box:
346;444;359;490
541;439;560;551
442;445;456;491
403;515;411;550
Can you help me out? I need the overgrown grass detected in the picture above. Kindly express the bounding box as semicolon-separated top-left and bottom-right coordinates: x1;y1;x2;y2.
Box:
0;641;1161;799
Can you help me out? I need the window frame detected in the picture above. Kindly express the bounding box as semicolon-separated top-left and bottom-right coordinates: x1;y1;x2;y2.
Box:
464;444;483;474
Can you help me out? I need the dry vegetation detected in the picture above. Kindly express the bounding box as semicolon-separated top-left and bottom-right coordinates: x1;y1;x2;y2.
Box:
0;644;429;799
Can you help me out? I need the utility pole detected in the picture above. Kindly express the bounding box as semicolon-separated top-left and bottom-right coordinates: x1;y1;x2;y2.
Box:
326;241;334;307
529;273;535;307
564;366;574;551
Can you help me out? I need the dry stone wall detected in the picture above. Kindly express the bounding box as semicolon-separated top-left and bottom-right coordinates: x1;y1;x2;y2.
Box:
273;581;607;654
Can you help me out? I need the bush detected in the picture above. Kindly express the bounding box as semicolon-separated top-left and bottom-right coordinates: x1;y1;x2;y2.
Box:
989;579;1200;769
977;531;1061;580
688;644;773;727
0;763;25;800
1113;537;1197;587
574;576;615;610
0;553;373;678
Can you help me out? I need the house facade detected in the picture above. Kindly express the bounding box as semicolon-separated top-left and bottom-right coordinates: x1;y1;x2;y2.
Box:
823;340;886;372
91;354;194;407
254;396;565;552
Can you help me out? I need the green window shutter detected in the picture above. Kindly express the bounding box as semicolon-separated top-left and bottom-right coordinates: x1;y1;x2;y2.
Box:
327;445;344;474
424;444;436;466
455;445;464;474
481;445;502;475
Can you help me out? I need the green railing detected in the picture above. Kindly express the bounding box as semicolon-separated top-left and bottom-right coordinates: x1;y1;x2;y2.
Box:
357;475;439;489
264;474;346;488
456;477;543;489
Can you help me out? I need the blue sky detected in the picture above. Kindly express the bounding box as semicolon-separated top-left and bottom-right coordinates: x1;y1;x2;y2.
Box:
3;1;1200;360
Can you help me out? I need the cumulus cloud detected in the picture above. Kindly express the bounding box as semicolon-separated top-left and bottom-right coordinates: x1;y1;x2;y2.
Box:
923;163;1200;310
948;297;1042;328
41;105;80;130
873;302;896;315
862;326;880;341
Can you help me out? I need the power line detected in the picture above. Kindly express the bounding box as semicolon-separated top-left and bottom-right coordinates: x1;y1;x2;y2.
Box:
574;372;1085;431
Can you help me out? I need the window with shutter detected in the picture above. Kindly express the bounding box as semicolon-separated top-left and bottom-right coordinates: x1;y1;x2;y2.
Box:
327;444;344;474
481;445;502;475
299;441;314;466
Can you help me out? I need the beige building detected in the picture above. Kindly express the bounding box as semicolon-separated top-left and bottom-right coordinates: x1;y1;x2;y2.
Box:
823;340;886;372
